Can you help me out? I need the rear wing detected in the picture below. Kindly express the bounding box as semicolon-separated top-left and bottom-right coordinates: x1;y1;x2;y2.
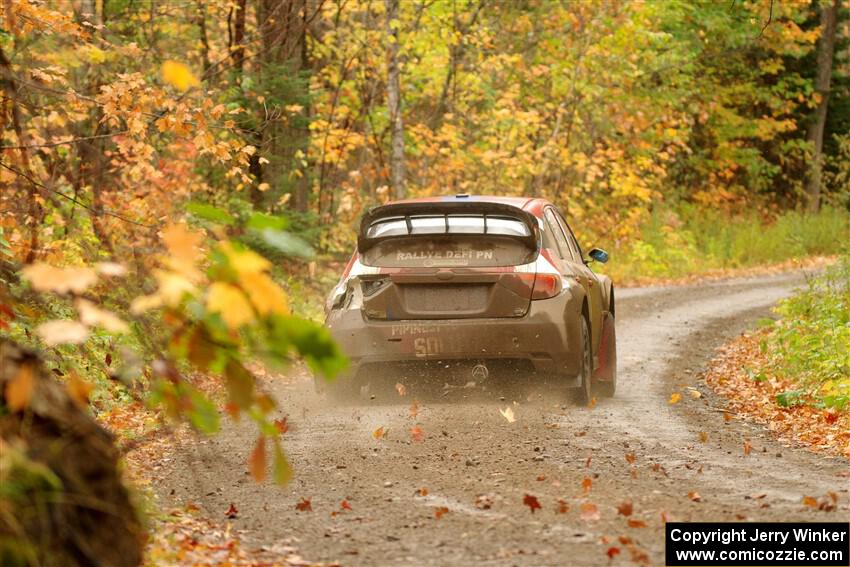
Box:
357;201;540;254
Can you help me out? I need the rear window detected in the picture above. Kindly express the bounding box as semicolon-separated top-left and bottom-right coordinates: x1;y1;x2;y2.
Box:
361;235;537;268
366;215;530;239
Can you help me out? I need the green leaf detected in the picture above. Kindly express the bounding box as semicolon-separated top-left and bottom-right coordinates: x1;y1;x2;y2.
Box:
258;229;314;259
224;359;255;408
775;390;805;408
272;440;293;485
186;202;235;225
185;385;220;434
247;212;288;231
268;315;348;379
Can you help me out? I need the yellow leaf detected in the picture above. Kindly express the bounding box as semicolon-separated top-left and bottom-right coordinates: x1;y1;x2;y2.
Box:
249;436;266;482
668;392;681;405
6;364;34;411
36;320;89;345
500;406;516;423
220;242;270;276
22;263;97;294
161;60;200;92
130;293;163;314
161;224;203;266
153;270;196;306
76;299;129;333
207;282;254;330
66;371;93;409
241;271;289;316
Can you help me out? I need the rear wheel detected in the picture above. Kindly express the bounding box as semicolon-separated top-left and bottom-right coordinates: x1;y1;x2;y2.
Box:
577;316;593;404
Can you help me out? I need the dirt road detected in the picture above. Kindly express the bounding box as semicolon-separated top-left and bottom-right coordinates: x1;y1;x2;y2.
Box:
155;271;849;566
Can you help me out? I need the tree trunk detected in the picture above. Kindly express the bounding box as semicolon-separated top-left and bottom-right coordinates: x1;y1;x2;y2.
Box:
386;0;406;200
197;0;211;76
230;0;248;77
805;0;840;213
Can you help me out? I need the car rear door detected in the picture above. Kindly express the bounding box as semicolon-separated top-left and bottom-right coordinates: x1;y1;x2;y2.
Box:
356;201;540;320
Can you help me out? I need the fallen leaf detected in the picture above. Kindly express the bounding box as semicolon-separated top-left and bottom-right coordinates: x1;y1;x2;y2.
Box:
688;389;702;399
434;506;449;519
698;431;709;443
625;453;636;465
606;547;621;560
373;426;387;440
617;501;633;516
588;397;597;408
410;426;423;442
628;519;648;528
723;411;732;422
36;320;89;346
395;382;407;396
536;475;546;481
668;392;681;405
340;500;352;511
743;439;752;455
500;406;516;423
802;496;818;508
582;477;592;494
274;417;289;434
746;492;767;500
475;494;493;509
585;456;592;468
249;436;266;482
416;487;428;497
618;536;633;545
557;499;569;514
580;502;600;521
224;503;238;518
6;363;34;411
523;494;542;514
688;491;702;502
409;400;419;418
295;498;312;512
660;511;674;523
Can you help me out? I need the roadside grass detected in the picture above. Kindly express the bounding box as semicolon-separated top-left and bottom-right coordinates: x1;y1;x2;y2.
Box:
603;206;850;284
703;253;850;458
767;253;850;413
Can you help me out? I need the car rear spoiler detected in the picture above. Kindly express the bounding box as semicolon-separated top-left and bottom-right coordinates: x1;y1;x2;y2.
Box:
358;201;540;254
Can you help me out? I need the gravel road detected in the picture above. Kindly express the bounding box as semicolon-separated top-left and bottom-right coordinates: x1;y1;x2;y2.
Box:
155;271;849;566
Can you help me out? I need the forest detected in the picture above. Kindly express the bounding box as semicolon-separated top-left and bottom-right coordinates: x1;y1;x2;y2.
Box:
1;0;848;565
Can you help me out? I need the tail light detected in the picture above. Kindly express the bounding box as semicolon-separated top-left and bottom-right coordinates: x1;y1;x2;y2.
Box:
531;273;563;299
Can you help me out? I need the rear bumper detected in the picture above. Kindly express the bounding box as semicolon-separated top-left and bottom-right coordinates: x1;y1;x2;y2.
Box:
326;288;584;380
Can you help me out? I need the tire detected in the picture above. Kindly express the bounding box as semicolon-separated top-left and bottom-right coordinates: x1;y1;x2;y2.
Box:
592;314;617;398
577;316;593;404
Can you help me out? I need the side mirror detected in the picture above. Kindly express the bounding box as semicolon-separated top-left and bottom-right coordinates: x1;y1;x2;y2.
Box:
587;248;609;264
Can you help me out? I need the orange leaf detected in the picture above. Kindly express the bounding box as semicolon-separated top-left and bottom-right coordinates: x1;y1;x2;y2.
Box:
395;382;407;396
373;426;386;440
434;506;449;519
688;491;702;502
627;519;648;528
617;501;633;516
588;397;597;408
582;477;592;494
557;499;569;514
625;453;636;465
580;502;600;521
340;500;352;511
585;456;592;468
410;426;423;442
224;503;238;518
6;363;34;412
274;417;289;434
66;371;93;408
295;498;312;512
416;487;429;497
523;494;542;513
409;400;419;418
249;436;266;482
802;496;818;508
607;547;621;559
668;392;681;405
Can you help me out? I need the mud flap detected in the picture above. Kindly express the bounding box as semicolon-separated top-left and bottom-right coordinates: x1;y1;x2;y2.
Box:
592;312;616;384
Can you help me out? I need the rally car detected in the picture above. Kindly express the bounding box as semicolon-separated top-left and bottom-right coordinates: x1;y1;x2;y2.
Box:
322;195;617;402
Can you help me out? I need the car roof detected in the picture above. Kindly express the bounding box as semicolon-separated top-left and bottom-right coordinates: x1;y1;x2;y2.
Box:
385;195;549;217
